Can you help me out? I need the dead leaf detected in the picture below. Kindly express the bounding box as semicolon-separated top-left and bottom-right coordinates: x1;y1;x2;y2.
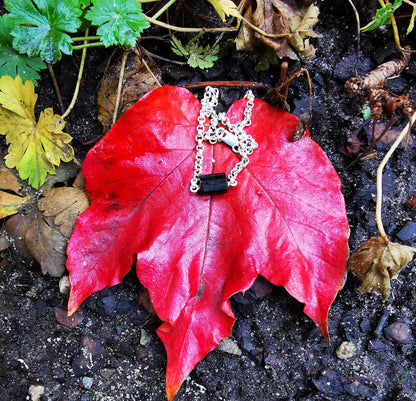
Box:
97;52;162;132
348;237;416;299
369;122;413;147
4;210;68;276
406;195;416;211
236;0;319;60
1;164;89;276
38;174;90;237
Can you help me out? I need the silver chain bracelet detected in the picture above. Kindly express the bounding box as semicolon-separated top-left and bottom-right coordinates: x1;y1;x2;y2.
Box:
190;86;258;194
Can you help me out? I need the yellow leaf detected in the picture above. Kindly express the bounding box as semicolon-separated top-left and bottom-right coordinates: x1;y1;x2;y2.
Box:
206;0;240;22
0;76;74;189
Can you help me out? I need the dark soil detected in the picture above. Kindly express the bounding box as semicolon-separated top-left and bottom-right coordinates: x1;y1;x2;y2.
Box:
1;1;416;400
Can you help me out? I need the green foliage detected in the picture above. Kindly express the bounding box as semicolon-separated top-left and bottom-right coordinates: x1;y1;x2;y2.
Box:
171;35;219;69
362;107;371;121
5;0;82;63
0;15;46;85
85;0;150;48
255;46;278;72
361;0;402;32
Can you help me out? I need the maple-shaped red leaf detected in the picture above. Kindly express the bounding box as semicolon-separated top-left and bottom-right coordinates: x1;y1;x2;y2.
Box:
67;86;349;400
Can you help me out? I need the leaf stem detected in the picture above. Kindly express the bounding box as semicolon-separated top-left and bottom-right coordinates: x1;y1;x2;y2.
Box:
72;36;101;42
145;15;286;38
376;112;416;241
112;51;129;125
152;0;176;20
72;42;105;50
62;33;88;120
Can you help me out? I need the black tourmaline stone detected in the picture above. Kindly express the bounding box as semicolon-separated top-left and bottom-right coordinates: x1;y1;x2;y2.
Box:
198;173;228;195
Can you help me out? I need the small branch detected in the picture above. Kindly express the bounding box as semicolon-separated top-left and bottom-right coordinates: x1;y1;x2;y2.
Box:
133;47;162;87
61;32;88;120
112;50;129;125
47;63;65;116
180;81;269;89
376;112;416;240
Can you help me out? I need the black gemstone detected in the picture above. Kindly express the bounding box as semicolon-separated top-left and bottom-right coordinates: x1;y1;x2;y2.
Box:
198;173;228;195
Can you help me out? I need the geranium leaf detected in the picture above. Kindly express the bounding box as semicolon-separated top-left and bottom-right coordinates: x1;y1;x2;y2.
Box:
0;14;46;85
85;0;150;48
5;0;81;63
67;86;349;400
0;75;74;189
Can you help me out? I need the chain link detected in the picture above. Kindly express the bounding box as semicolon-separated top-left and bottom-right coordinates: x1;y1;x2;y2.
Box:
190;86;257;193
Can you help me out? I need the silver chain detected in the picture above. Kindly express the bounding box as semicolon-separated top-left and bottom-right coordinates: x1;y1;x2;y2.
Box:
190;86;257;193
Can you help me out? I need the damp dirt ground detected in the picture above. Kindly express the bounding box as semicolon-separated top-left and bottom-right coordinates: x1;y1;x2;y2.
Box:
1;1;416;400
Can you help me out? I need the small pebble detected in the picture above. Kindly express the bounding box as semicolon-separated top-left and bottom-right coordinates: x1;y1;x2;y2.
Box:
367;339;389;352
101;295;117;315
80;395;90;401
217;338;242;356
59;275;70;295
140;329;151;346
384;322;412;344
82;376;93;390
396;221;416;242
100;367;116;380
336;341;357;359
28;385;44;401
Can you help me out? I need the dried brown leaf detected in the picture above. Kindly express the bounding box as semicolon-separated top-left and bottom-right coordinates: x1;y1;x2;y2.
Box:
4;211;67;276
38;174;89;237
348;237;416;299
1;163;86;277
237;0;319;60
97;52;162;132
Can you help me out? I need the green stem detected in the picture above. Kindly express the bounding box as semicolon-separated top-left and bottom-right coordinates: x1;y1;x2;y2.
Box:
72;42;105;50
72;35;101;42
152;0;176;19
376;113;416;241
61;32;88;120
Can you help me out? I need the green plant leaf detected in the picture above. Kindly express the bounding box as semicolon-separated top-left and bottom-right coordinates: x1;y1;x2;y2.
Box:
0;14;46;85
85;0;150;48
361;0;402;32
5;0;82;63
170;36;219;69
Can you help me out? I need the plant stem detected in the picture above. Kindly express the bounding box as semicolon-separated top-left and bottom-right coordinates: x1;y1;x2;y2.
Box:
347;0;361;76
112;51;129;125
145;15;286;38
72;36;101;42
152;0;176;19
72;42;105;50
47;64;65;116
375;112;416;241
61;33;88;120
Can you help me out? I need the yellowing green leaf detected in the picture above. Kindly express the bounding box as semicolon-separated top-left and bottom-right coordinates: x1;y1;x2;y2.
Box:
207;0;240;22
0;75;73;189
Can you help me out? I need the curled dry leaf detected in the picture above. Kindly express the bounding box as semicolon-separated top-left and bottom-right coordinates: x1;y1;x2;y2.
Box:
348;237;416;299
97;52;162;132
236;0;319;60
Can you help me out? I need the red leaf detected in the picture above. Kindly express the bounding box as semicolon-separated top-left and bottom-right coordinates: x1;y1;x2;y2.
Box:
67;86;349;400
